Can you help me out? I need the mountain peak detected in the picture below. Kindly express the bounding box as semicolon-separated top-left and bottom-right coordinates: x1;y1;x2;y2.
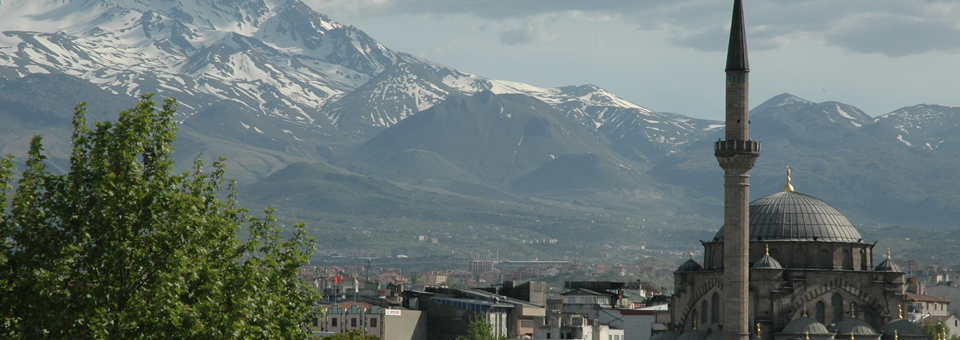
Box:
752;93;814;112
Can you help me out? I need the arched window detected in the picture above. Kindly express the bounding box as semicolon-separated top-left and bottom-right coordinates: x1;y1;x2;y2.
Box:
816;301;826;323
832;294;844;323
860;249;867;270
843;250;853;270
794;249;806;268
702;300;709;325
818;249;831;269
769;248;780;263
712;293;720;324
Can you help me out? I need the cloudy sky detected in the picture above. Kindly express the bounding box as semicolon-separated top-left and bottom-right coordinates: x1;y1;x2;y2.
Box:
303;0;960;121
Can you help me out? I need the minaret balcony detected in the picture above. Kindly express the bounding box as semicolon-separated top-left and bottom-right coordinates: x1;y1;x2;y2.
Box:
714;140;761;155
715;140;761;172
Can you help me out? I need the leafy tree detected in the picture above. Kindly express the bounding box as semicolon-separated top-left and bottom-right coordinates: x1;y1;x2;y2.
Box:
322;329;379;340
456;315;507;340
0;95;322;339
923;321;960;340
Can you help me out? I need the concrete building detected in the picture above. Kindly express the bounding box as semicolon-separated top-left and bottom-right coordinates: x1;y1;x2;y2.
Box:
533;314;623;340
315;302;427;340
402;287;546;340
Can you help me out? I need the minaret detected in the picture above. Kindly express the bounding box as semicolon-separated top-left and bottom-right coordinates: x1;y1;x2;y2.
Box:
715;1;760;340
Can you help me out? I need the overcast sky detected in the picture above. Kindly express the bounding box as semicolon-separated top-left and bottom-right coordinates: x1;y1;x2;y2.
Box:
303;0;960;121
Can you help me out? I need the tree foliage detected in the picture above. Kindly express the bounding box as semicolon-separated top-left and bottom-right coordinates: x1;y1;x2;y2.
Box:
0;95;321;339
322;329;379;340
456;315;507;340
923;321;960;340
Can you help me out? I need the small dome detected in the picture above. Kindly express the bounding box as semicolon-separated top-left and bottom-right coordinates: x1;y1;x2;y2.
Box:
875;251;902;272
833;318;878;336
753;254;783;269
880;319;922;337
676;258;703;273
714;191;863;243
677;330;708;340
651;331;681;340
782;317;831;335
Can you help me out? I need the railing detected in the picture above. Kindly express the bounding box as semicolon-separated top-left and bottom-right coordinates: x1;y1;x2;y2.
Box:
714;140;761;153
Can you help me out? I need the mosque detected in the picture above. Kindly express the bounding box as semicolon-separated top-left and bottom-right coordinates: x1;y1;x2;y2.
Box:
659;2;921;340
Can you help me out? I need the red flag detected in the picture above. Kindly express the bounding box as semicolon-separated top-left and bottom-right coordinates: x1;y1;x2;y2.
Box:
335;273;342;284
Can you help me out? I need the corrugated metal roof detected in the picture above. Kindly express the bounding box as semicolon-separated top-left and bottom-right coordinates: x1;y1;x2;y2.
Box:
714;191;863;243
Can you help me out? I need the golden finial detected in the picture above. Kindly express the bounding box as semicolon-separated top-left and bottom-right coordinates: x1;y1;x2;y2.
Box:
805;331;810;340
694;318;698;330
783;166;795;192
887;249;892;260
765;244;770;256
898;304;903;319
757;323;762;338
894;330;899;340
803;304;809;318
850;331;855;340
690;251;694;260
850;303;856;318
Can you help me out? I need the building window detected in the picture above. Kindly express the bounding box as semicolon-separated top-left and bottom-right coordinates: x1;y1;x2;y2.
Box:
547;333;551;339
832;294;843;324
702;301;709;325
332;318;338;327
794;249;806;268
816;301;826;324
712;293;720;324
860;249;867;270
818;249;830;269
351;318;357;327
842;250;853;270
370;318;377;327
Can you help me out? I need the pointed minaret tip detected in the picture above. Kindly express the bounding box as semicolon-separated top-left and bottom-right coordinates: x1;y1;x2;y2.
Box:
726;0;749;72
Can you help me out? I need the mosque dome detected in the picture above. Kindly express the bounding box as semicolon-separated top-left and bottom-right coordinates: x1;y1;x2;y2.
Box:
833;318;879;336
676;258;703;273
880;319;922;337
677;330;708;340
650;331;681;340
782;317;831;335
713;191;863;243
752;254;783;269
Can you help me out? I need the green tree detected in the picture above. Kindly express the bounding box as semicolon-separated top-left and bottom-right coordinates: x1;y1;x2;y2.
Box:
923;321;960;340
456;315;507;340
0;95;321;339
322;329;379;340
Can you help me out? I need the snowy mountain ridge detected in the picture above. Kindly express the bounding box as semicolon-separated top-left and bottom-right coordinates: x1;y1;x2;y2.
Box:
0;0;722;164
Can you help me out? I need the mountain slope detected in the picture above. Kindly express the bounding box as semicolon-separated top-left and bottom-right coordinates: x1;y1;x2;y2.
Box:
648;93;960;228
334;90;654;195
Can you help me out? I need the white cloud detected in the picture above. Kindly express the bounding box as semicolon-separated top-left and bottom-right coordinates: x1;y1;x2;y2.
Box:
304;0;960;57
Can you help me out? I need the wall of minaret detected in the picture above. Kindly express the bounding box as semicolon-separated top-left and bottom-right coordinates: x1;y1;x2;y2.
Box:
724;75;750;141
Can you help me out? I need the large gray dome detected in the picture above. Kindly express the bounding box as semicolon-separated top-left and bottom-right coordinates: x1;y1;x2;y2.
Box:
714;191;863;243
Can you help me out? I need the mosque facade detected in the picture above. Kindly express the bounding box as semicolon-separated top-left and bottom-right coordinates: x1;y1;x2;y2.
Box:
659;2;920;340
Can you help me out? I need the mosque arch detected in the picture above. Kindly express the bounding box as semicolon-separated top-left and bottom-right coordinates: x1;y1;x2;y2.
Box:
831;293;843;323
711;292;720;324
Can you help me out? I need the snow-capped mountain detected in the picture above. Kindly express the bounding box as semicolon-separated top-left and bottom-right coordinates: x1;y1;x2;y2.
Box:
875;104;960;150
0;0;716;165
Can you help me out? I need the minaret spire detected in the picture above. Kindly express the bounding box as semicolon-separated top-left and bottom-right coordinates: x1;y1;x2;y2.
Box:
726;0;749;72
716;1;759;340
